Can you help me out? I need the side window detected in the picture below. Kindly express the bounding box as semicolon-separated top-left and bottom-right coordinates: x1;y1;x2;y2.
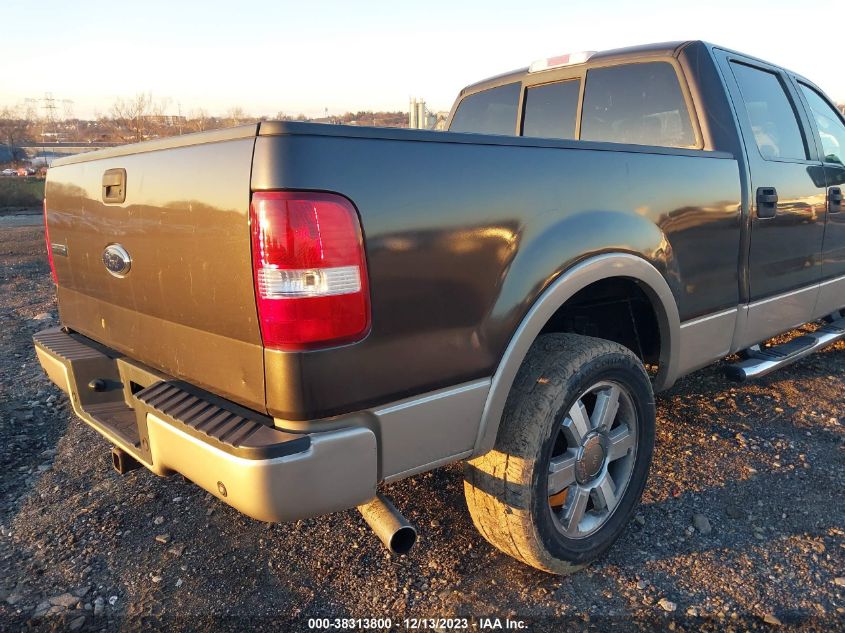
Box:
522;80;581;140
799;84;845;165
580;62;696;148
730;62;808;161
449;83;520;136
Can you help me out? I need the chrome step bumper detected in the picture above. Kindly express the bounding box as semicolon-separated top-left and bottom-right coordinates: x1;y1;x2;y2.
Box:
33;327;377;522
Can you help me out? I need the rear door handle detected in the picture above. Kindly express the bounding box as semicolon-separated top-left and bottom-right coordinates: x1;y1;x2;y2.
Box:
830;187;843;214
756;187;778;219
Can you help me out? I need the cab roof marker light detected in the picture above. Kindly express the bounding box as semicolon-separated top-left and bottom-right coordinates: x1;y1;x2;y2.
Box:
528;51;597;73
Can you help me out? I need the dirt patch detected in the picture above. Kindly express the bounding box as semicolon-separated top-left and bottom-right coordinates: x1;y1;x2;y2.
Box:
0;225;843;631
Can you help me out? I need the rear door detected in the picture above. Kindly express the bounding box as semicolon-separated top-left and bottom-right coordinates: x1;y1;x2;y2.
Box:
793;81;845;316
716;51;827;345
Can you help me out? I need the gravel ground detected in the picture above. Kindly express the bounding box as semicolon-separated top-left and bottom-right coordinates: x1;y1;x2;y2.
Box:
1;221;843;632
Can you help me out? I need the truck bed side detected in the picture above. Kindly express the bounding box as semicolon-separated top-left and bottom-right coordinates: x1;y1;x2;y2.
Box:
252;124;741;420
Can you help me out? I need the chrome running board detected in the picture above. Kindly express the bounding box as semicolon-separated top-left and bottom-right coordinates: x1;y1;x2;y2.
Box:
725;317;845;382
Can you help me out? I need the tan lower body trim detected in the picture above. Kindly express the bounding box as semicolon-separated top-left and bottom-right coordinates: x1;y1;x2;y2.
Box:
677;308;738;375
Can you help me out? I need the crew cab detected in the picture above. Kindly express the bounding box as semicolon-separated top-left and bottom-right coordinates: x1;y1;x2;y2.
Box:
35;41;845;573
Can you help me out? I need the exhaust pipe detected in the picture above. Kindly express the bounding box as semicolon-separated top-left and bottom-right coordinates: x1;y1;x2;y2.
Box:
111;447;141;475
357;494;417;554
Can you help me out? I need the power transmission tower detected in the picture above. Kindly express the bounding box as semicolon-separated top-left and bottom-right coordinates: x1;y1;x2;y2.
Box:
62;99;76;141
41;93;58;142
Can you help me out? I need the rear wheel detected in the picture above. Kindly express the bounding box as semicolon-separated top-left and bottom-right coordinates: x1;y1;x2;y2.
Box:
463;333;655;574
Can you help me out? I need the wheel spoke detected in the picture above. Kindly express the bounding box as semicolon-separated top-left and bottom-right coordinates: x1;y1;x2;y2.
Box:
607;424;635;461
562;400;590;445
591;384;620;431
591;472;617;512
561;486;589;537
548;450;577;495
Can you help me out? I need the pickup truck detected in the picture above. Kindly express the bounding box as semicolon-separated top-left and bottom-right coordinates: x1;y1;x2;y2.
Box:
34;40;845;574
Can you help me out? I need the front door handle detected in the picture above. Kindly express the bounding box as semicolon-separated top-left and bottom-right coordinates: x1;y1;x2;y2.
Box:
756;187;778;219
830;187;843;214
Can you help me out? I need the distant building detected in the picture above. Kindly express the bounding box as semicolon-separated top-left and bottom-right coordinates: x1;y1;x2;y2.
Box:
409;98;443;130
141;115;187;127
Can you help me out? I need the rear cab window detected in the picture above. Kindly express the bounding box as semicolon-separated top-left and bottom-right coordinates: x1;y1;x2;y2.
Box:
450;58;701;150
580;62;696;148
449;83;520;136
522;80;581;139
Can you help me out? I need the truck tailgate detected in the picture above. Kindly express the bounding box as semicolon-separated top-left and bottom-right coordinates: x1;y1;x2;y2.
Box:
45;126;265;411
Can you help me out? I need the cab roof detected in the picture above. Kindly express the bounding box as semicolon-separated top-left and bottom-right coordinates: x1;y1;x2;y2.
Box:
460;41;693;96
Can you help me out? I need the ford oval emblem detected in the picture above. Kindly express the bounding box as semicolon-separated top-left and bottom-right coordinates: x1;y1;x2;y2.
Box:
102;244;132;277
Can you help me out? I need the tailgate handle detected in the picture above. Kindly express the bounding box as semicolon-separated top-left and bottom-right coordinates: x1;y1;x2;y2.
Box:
102;168;126;204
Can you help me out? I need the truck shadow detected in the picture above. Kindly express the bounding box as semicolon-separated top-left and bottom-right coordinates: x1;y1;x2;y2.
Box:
2;343;843;631
393;355;843;627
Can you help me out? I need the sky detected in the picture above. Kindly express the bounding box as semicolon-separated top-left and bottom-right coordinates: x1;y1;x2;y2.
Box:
1;0;842;119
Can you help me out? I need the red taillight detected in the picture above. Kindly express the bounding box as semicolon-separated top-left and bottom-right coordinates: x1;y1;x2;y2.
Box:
44;198;57;284
249;191;370;350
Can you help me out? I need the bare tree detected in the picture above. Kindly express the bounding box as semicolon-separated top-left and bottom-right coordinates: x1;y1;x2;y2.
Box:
0;106;29;165
153;96;171;119
226;106;246;127
110;92;154;142
188;108;210;132
22;98;39;141
273;111;308;122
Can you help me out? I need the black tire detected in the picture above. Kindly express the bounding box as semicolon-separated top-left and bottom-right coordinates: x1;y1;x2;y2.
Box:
463;333;655;574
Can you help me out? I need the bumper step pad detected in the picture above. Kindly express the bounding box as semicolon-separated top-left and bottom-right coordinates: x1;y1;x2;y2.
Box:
34;327;310;461
134;381;309;459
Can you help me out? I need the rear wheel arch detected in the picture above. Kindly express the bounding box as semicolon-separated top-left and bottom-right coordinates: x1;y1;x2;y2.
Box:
473;253;680;456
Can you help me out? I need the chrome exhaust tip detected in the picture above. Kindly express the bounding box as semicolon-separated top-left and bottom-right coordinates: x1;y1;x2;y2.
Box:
357;493;417;554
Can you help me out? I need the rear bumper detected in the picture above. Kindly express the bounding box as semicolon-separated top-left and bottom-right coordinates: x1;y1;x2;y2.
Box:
33;327;377;522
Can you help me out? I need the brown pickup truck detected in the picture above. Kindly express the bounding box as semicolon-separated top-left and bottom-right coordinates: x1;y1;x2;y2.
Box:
35;41;845;573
